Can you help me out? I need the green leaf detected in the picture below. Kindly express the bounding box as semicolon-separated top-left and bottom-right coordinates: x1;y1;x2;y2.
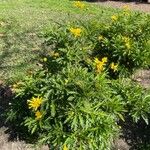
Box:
117;113;125;122
51;101;56;117
79;114;84;128
31;124;37;134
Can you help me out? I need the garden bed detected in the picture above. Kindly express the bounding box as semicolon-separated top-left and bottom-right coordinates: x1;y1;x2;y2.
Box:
0;0;150;149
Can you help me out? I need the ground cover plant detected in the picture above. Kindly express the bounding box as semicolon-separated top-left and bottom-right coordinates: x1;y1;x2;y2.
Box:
5;1;150;150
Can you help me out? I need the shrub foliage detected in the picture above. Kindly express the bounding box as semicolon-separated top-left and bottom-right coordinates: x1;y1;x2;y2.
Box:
6;3;150;150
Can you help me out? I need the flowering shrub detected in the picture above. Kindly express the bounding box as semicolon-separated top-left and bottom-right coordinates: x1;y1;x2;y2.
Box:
7;47;150;149
5;2;150;150
42;9;150;78
8;66;121;149
7;25;150;150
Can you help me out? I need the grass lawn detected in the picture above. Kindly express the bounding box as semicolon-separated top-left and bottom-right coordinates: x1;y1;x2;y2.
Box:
0;0;141;82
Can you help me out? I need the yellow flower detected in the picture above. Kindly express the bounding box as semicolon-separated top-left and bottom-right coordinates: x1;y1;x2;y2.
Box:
110;62;118;72
111;15;118;21
102;57;108;63
63;144;68;150
94;58;105;73
74;1;85;9
98;35;104;41
35;111;42;120
94;58;100;64
43;57;47;62
97;62;104;73
28;96;43;111
70;28;82;37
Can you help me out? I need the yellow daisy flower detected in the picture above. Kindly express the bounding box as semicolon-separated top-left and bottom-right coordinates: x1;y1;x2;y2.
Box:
97;62;104;73
111;15;118;21
28;96;43;111
110;62;118;72
102;57;108;63
125;42;131;49
94;58;105;73
63;144;68;150
70;28;82;37
35;111;42;120
74;1;85;9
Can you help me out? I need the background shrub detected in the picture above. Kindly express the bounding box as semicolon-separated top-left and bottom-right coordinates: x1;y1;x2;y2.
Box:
42;11;150;78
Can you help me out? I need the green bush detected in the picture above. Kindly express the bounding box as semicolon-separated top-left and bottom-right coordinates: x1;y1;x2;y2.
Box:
42;10;150;78
111;79;150;124
6;5;150;150
7;57;150;149
8;49;123;149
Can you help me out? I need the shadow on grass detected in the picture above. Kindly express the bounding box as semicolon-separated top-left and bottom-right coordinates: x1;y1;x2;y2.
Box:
0;20;41;82
0;21;40;144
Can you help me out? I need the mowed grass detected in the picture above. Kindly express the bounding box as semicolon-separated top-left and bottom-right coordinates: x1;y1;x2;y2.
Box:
0;0;129;82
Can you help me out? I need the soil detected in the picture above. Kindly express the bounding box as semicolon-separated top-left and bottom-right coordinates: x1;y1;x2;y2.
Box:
94;0;150;13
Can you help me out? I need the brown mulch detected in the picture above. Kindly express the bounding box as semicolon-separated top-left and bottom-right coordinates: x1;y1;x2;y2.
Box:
96;0;150;13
